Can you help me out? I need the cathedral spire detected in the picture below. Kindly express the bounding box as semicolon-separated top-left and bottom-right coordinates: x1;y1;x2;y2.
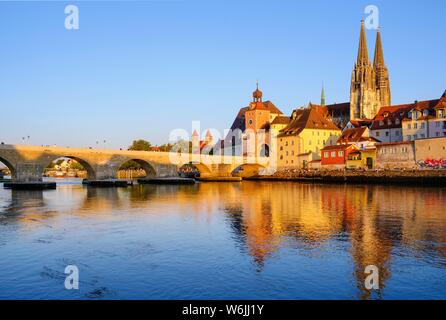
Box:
321;83;326;106
373;27;385;68
357;20;369;65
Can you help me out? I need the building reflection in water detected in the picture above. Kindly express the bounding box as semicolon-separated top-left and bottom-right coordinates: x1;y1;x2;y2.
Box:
1;181;445;299
218;182;446;299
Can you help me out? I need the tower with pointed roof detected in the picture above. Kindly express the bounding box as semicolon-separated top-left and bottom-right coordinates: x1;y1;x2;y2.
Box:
374;27;391;108
350;21;391;120
321;83;326;107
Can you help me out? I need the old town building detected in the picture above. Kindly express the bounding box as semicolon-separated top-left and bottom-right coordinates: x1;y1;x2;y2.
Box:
216;84;284;157
277;104;341;168
402;91;446;141
321;144;358;170
338;126;380;150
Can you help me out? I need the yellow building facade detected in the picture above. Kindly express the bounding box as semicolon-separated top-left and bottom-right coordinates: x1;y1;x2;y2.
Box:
277;106;341;169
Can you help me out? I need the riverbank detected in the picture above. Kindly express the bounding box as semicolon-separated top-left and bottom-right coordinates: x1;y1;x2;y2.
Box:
246;170;446;186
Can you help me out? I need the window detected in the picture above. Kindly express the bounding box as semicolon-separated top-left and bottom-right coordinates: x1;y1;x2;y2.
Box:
413;134;417;140
421;123;425;129
338;151;344;157
436;122;441;128
395;119;400;125
248;119;253;125
324;152;329;158
407;124;411;129
376;132;380;137
379;121;384;126
396;130;400;136
414;123;418;129
331;151;336;158
388;119;392;125
385;131;389;137
291;140;294;146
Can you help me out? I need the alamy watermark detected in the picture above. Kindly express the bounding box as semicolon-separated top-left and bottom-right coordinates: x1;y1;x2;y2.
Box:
65;5;79;30
364;5;379;30
64;265;79;290
364;265;379;290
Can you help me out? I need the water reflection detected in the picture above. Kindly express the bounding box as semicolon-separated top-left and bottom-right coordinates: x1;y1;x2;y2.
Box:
0;181;445;299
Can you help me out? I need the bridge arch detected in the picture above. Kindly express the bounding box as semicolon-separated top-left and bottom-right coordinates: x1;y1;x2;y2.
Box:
43;156;96;180
232;163;266;178
0;156;16;181
178;162;212;178
117;159;156;179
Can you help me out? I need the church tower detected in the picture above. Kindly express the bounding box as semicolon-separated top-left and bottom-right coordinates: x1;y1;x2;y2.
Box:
350;20;378;120
374;28;391;108
350;21;391;120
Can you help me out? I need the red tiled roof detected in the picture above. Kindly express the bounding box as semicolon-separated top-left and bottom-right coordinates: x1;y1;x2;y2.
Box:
278;106;340;137
370;99;439;130
349;119;373;127
339;127;367;142
228;101;283;132
271;115;291;125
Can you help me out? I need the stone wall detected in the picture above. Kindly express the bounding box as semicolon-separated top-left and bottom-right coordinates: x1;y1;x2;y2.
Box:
375;142;416;169
415;137;446;168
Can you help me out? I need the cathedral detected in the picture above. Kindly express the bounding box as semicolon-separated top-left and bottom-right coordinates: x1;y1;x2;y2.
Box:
350;20;391;120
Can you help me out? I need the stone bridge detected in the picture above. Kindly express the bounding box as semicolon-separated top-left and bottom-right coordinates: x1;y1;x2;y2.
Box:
0;144;270;183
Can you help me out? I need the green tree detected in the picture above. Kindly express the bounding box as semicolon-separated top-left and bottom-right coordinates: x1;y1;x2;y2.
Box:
128;139;151;151
159;143;173;152
70;160;85;170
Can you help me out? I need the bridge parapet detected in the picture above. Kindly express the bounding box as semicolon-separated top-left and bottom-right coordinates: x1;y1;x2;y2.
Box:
0;144;270;184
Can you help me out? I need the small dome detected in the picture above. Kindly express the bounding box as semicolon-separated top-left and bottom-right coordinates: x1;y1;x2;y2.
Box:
253;88;263;99
252;83;263;101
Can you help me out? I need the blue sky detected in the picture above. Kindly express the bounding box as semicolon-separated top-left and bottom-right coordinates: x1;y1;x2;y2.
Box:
0;0;445;149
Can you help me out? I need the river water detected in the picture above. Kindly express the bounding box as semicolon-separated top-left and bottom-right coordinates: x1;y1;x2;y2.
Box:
0;179;445;300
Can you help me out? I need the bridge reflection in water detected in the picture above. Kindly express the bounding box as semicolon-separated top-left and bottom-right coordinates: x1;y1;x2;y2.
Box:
0;181;445;299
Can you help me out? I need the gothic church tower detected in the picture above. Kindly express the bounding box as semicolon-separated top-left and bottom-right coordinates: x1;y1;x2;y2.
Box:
350;21;391;120
374;28;391;108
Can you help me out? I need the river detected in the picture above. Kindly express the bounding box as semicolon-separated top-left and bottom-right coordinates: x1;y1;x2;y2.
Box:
0;179;445;299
